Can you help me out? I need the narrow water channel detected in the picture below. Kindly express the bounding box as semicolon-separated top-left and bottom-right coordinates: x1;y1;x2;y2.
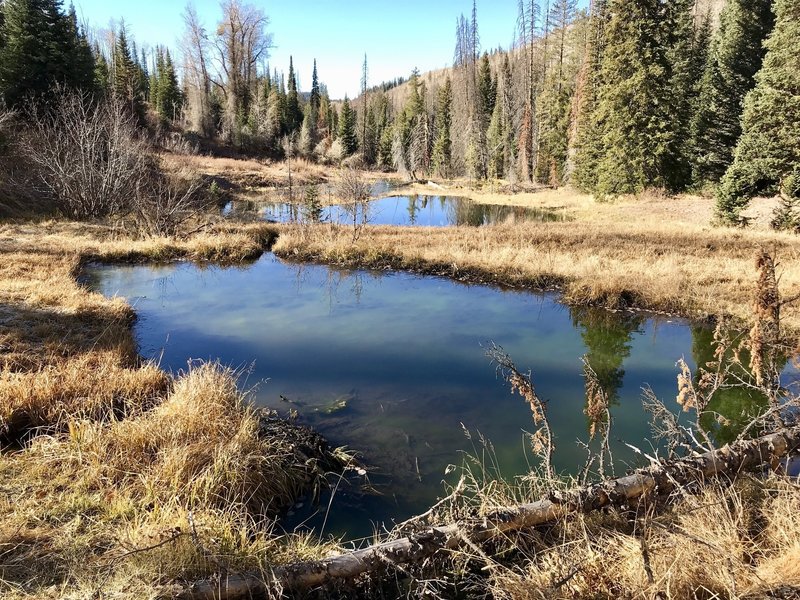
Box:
225;194;570;226
87;254;784;540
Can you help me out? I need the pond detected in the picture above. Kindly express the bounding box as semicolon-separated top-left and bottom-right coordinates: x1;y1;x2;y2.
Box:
225;194;571;227
87;255;791;541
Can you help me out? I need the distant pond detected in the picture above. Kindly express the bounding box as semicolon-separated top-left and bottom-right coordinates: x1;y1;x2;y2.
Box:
87;254;794;540
224;194;571;227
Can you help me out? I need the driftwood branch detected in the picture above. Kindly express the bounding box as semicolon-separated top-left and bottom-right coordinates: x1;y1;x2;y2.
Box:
179;426;800;599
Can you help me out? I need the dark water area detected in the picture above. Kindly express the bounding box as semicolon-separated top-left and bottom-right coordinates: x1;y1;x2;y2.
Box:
225;194;570;227
87;255;795;540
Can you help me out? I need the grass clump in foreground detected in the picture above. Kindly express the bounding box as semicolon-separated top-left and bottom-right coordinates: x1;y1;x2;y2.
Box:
0;221;347;598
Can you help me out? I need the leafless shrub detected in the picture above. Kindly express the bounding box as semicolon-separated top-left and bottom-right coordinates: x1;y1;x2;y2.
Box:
132;164;211;237
22;88;151;220
336;167;371;242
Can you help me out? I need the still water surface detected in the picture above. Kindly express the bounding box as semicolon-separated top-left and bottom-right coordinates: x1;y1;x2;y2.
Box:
226;194;570;227
88;254;776;539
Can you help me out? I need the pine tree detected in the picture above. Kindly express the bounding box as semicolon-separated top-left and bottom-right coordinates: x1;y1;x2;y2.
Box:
338;96;358;156
113;25;141;116
661;0;708;190
571;0;609;191
716;0;799;224
432;77;453;177
310;59;320;113
138;47;150;101
592;0;672;197
66;3;95;93
93;44;110;94
286;56;303;133
690;0;774;186
156;49;181;122
265;86;284;150
477;52;495;128
0;0;93;107
362;105;377;164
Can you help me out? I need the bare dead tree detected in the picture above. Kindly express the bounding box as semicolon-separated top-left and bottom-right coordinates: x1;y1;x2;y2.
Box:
182;1;272;139
182;4;214;135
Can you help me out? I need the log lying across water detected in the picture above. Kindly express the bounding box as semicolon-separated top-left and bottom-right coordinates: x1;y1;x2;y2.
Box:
180;426;800;599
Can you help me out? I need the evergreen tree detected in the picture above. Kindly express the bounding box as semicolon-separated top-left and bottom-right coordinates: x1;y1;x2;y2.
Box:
571;0;609;191
661;0;708;190
431;77;453;177
156;49;181;122
362;105;377;164
716;0;799;224
265;85;284;150
477;52;495;128
310;59;320;113
113;25;140;115
286;56;303;133
93;44;110;94
592;0;672;197
0;0;93;107
319;91;333;139
338;96;358;156
66;3;95;92
138;47;150;101
690;0;774;186
487;55;515;180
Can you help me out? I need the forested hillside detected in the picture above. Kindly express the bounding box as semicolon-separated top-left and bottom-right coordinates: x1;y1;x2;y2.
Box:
0;0;796;226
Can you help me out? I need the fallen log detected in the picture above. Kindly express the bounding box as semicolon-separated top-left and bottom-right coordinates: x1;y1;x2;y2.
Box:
179;426;800;599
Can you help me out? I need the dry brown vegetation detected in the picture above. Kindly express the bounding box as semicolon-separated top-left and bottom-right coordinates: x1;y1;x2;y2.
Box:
0;220;349;598
274;189;800;333
452;472;800;600
2;152;800;597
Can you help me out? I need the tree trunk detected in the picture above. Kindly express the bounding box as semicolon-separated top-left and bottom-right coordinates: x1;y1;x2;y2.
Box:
178;426;800;599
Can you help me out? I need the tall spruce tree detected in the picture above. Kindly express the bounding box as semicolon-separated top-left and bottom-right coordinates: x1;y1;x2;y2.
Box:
286;56;303;133
310;59;320;113
156;49;181;122
432;77;453;177
66;3;95;92
113;25;141;117
592;0;672;197
662;0;709;191
0;0;94;107
716;0;799;224
93;43;110;94
338;96;358;156
571;0;609;191
690;0;775;186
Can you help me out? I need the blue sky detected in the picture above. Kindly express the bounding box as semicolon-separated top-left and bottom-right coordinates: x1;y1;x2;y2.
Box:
73;1;580;99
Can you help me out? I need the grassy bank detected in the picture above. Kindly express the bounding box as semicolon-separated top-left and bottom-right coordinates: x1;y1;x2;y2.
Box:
0;221;347;598
2;172;799;597
273;198;800;333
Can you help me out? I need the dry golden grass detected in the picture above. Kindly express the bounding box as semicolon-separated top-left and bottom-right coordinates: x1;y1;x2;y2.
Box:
483;476;800;600
0;220;344;598
164;152;398;195
273;208;800;333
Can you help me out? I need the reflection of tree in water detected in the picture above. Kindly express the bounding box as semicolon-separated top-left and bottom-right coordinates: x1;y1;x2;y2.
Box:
690;326;781;445
407;197;418;225
570;306;645;408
